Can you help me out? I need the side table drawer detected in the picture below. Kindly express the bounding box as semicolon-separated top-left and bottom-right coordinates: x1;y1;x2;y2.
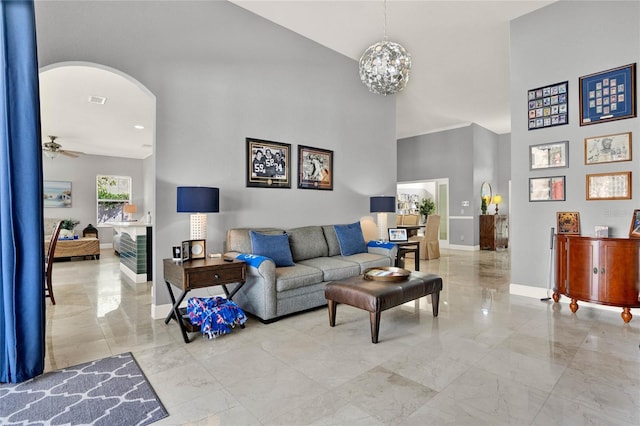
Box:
186;265;245;289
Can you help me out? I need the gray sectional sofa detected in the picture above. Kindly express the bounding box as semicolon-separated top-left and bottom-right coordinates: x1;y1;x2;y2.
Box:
224;224;397;322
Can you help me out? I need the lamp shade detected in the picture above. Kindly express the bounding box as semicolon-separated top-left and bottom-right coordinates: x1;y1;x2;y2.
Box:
370;196;395;213
123;204;137;214
177;187;219;213
492;195;503;205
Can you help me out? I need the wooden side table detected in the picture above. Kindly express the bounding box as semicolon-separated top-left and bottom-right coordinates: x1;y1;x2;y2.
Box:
163;258;246;343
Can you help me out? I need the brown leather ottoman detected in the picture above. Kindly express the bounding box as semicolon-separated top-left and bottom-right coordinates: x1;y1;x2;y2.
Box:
324;272;443;343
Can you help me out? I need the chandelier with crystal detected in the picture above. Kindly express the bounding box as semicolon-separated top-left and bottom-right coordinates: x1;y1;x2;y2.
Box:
358;0;411;95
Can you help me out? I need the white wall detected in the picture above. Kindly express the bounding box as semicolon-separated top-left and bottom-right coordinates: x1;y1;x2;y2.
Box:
35;1;397;309
510;1;640;289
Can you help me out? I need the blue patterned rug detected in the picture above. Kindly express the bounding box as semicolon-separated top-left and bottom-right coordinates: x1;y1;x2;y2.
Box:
0;352;168;425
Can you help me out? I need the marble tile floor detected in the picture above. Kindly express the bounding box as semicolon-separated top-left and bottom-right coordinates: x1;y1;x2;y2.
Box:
45;249;639;425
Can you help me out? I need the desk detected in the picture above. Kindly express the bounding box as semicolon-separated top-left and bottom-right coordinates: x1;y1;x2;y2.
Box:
397;225;424;238
394;241;420;271
163;258;246;343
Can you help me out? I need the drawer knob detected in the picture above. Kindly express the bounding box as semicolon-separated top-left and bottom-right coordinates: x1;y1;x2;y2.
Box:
593;267;598;274
213;274;220;280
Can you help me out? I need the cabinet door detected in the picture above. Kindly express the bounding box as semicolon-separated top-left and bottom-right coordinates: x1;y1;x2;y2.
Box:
567;238;598;303
600;240;640;306
555;235;567;295
479;215;495;250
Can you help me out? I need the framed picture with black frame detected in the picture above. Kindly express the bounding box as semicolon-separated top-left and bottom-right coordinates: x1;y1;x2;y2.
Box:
527;81;568;130
579;63;636;126
388;228;408;242
529;140;569;170
297;145;333;190
246;137;291;188
529;176;566;201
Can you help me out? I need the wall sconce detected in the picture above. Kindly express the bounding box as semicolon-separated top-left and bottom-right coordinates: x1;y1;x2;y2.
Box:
177;186;219;240
123;203;137;221
370;196;396;241
492;194;503;215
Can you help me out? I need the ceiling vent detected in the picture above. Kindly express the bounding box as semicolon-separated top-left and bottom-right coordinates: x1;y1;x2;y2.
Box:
88;95;107;105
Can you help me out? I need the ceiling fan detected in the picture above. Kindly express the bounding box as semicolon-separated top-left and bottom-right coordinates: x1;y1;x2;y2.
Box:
42;135;83;159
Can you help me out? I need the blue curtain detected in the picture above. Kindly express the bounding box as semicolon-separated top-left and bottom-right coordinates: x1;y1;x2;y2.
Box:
0;0;45;383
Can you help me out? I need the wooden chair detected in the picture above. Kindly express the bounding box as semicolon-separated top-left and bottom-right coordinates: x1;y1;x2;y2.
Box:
409;215;441;259
402;214;420;226
45;221;62;304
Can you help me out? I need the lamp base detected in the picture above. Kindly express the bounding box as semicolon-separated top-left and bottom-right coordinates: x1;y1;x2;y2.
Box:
377;212;388;241
190;213;207;240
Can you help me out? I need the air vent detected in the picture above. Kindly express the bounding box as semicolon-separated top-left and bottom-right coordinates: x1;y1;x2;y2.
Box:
88;95;107;105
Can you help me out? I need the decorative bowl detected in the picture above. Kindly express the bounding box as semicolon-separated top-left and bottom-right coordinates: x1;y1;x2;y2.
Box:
363;266;411;282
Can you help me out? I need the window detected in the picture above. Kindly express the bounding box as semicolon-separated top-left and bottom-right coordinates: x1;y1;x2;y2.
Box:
97;175;132;225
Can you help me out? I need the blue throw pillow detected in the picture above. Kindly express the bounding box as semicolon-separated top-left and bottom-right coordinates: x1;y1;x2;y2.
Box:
334;222;366;256
249;230;295;267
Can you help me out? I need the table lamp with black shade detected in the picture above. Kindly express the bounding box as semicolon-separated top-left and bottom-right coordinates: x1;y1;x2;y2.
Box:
177;186;219;240
370;196;396;241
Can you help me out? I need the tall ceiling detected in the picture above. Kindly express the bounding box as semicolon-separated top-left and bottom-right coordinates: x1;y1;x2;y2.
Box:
39;0;553;160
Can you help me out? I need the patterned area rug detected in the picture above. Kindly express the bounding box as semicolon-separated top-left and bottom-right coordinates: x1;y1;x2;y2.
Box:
0;352;168;426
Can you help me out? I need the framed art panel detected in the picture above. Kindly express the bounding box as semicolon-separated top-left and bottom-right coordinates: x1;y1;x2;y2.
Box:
529;176;565;201
388;228;408;242
527;81;568;130
529;141;568;170
629;209;640;238
579;63;636;126
189;239;206;259
43;180;72;208
586;171;631;200
181;241;190;262
584;132;632;164
246;138;291;188
298;145;333;190
557;212;580;235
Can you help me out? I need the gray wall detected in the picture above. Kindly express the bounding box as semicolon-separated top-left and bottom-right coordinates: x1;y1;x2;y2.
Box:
43;154;145;244
35;1;396;309
397;123;507;246
510;1;640;288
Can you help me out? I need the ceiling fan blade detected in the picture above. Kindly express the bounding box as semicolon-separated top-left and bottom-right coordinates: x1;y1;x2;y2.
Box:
60;150;80;158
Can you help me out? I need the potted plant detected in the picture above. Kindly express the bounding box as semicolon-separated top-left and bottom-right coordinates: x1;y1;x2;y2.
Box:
59;219;79;239
419;198;436;223
481;196;489;215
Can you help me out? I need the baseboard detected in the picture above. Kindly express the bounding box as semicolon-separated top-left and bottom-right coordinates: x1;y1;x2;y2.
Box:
152;303;172;320
509;283;620;313
447;244;479;251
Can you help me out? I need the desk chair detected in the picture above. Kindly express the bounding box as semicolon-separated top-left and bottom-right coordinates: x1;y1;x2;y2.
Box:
45;221;62;304
409;215;440;259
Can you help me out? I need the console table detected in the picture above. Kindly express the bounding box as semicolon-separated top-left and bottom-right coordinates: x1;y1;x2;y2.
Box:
110;222;152;283
45;237;100;260
479;214;508;250
163;258;246;343
555;235;640;323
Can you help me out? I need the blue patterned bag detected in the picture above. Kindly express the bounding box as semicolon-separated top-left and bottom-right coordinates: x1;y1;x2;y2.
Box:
186;297;247;339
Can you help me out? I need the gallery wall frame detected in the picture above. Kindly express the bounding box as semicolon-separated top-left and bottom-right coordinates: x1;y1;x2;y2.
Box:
527;81;568;130
586;171;631;200
529;140;569;170
297;145;333;190
529;176;566;201
629;209;640;238
579;63;636;126
557;212;581;235
584;132;632;165
246;137;291;189
43;180;72;208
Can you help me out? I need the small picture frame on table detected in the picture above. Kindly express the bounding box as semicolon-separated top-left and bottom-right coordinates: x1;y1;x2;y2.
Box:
181;241;190;262
629;210;640;238
579;63;636;126
586;171;631;200
557;212;580;235
189;239;206;259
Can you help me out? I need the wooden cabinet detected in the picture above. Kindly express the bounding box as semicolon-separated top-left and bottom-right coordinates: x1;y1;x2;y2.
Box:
479;215;508;250
555;235;640;322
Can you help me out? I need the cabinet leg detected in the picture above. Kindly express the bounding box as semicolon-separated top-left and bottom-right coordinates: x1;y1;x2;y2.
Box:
621;307;632;323
552;292;560;303
569;299;579;313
